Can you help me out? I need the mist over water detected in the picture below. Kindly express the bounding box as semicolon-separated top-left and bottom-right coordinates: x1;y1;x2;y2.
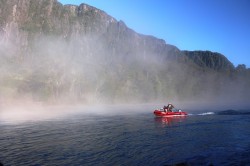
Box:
0;2;249;125
1;34;249;122
0;103;157;124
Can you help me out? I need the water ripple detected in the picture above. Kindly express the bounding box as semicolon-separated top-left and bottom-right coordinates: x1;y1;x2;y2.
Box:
1;112;250;165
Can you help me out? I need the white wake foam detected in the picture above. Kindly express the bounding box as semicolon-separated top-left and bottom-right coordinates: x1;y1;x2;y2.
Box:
198;112;215;116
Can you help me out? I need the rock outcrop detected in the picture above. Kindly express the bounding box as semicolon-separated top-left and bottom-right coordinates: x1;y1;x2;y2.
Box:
182;51;234;71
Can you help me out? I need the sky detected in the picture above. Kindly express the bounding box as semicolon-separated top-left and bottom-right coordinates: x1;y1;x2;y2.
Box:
59;0;250;68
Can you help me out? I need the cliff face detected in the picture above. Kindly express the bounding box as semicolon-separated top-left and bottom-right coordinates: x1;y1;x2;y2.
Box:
0;0;190;61
0;0;249;106
182;51;234;71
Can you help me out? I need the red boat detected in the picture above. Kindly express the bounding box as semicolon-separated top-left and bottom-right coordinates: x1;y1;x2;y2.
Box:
154;109;188;117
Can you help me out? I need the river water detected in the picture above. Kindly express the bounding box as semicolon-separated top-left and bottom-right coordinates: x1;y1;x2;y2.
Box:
1;107;250;166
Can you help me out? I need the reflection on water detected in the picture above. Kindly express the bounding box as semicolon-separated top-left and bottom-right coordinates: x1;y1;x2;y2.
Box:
154;116;187;126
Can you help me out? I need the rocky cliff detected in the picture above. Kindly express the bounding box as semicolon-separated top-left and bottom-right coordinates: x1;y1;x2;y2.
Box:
0;0;249;107
182;51;234;71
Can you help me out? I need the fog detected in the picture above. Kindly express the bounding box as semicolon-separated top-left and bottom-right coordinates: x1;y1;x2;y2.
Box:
0;102;164;123
1;33;250;100
1;18;250;124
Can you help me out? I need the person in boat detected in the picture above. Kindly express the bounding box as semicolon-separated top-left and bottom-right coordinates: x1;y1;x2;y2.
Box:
166;103;174;112
163;105;168;112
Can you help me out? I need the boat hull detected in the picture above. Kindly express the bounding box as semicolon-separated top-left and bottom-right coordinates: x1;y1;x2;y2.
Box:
154;110;187;117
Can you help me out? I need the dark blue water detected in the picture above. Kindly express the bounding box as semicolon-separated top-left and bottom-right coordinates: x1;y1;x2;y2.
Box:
1;110;250;166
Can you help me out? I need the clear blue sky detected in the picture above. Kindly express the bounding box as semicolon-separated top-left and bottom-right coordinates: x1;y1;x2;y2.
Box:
59;0;250;68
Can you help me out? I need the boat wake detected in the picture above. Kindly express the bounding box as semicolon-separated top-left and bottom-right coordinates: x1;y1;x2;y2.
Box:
187;112;215;116
198;112;215;116
188;109;250;116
